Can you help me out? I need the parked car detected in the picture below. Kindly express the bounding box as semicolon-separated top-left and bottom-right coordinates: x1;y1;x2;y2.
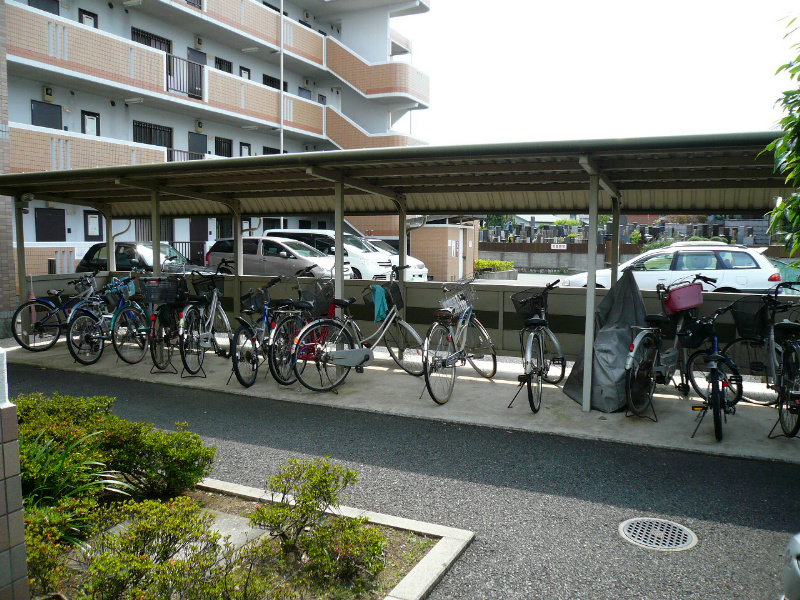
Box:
560;241;781;292
206;236;351;279
264;229;392;280
77;242;213;274
362;237;429;282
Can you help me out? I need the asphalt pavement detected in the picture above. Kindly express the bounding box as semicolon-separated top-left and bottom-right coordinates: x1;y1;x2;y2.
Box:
5;341;800;599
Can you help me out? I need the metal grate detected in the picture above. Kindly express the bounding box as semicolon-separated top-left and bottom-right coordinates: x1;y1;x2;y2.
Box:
619;518;697;551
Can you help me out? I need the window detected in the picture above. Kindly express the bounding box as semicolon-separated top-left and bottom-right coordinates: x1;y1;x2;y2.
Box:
240;142;251;157
115;245;138;269
28;0;58;14
675;252;718;271
317;94;327;105
83;210;103;242
263;146;280;155
262;2;287;15
78;8;98;27
31;100;62;130
262;240;282;257
81;111;100;136
720;251;758;269
318;221;326;229
263;75;287;92
215;137;233;157
298;87;312;100
210;239;233;253
35;208;66;242
632;252;672;271
240;66;251;79
214;57;233;73
134;218;174;242
131;27;172;53
299;219;312;229
242;239;259;255
133;121;173;148
217;218;233;239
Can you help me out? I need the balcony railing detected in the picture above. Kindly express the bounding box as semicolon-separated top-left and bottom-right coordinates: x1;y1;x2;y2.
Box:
167;55;204;99
167;149;207;162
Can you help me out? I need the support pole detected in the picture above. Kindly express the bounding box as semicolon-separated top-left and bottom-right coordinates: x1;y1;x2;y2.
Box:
334;182;344;302
233;206;242;299
14;198;27;303
581;174;600;412
151;191;161;277
104;210;116;273
398;202;407;314
610;196;621;287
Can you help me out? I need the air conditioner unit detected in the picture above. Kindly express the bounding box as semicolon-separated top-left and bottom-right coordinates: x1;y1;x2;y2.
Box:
195;119;204;133
194;35;203;50
42;86;54;102
303;77;313;88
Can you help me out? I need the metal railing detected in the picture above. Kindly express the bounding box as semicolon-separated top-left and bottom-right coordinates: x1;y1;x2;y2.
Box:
167;149;206;162
184;0;201;7
167;55;204;99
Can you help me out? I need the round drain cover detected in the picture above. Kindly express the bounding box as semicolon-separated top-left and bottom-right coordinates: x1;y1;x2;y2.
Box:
619;518;697;551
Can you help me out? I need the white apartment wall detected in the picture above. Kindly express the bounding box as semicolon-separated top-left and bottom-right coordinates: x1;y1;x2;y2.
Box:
340;7;390;62
340;86;390;133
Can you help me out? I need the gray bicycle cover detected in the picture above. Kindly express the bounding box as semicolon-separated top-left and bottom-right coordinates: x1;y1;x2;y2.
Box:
563;269;647;412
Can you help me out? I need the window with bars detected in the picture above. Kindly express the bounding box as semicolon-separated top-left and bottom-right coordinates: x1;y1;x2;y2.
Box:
133;121;173;148
215;137;233;157
131;27;172;53
217;218;233;239
135;218;174;243
263;146;280;155
214;57;233;73
263;74;287;92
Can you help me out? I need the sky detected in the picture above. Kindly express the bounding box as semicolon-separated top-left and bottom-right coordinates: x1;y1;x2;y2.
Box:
391;1;800;146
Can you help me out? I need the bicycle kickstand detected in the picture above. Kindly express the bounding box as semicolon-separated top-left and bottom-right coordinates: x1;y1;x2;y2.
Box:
507;374;527;408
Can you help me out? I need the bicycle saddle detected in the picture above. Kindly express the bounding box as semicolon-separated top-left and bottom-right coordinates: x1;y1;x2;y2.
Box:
775;321;800;335
333;297;357;308
524;317;548;328
645;313;671;325
47;289;63;297
434;307;454;319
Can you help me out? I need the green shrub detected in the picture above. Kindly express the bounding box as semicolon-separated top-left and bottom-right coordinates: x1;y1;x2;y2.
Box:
250;458;358;557
629;230;642;244
474;259;514;273
641;237;675;252
15;392;114;428
98;418;216;498
306;516;386;593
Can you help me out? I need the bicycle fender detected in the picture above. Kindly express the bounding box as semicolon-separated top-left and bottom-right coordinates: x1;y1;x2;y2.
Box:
329;347;373;367
33;298;57;309
235;316;250;329
625;330;653;370
69;307;98;323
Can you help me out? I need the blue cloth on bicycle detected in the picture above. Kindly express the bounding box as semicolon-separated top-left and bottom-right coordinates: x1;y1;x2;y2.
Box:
371;284;388;322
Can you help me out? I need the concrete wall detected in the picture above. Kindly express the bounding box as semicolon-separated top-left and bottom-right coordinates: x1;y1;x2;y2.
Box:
479;242;640;274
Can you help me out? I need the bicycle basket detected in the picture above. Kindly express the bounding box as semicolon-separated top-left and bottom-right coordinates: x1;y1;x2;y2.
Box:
439;280;474;318
730;296;769;338
142;276;188;304
73;276;95;295
363;281;404;312
121;279;135;301
241;288;269;313
677;319;714;349
510;288;547;319
192;274;225;299
664;282;703;314
301;279;334;318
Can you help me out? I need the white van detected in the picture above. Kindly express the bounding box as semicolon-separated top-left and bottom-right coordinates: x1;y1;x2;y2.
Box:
363;237;429;282
264;229;393;280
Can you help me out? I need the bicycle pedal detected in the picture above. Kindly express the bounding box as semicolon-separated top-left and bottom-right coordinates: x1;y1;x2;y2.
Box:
355;366;364;374
691;405;706;411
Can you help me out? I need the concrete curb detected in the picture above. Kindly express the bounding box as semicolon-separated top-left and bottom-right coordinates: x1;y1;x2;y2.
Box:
197;477;474;600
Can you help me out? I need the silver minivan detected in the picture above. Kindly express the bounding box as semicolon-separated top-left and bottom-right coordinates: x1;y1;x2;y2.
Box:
206;236;352;278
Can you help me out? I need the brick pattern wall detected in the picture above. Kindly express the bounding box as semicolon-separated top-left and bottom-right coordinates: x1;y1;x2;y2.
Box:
326;108;424;149
206;0;279;47
284;96;323;135
0;0;16;319
8;5;165;93
207;70;281;123
284;20;323;66
10;126;167;173
409;223;478;282
12;246;78;279
348;215;400;237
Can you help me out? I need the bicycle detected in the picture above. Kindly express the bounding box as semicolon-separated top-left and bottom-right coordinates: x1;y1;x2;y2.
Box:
622;274;717;417
508;279;565;413
290;265;425;392
142;273;190;372
11;271;99;351
679;303;743;441
178;259;235;376
422;277;497;405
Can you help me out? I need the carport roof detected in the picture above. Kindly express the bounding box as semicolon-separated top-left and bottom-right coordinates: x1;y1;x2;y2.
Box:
0;131;791;218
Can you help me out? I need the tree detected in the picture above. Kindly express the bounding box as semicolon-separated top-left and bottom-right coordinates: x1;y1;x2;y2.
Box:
485;214;516;229
768;17;800;255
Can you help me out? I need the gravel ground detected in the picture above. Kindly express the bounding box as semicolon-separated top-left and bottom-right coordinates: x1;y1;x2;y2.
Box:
8;364;800;600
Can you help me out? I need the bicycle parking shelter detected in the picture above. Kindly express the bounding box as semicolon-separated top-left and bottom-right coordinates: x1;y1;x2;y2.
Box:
0;131;791;411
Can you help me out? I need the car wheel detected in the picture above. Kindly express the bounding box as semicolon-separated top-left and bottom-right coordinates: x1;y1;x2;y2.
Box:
582;283;606;288
715;288;739;293
352;268;363;279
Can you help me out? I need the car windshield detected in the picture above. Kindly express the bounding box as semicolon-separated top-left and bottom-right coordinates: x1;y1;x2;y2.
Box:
343;234;377;252
137;243;189;267
367;239;398;255
282;240;325;258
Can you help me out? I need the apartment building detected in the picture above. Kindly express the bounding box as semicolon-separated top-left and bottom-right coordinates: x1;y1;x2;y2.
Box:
1;0;431;279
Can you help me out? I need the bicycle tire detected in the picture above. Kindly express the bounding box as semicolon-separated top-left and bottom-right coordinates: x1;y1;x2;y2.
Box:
12;300;62;351
527;333;543;413
686;350;743;406
625;332;657;416
268;314;304;385
722;337;780;405
212;306;231;358
711;378;724;442
423;322;456;404
779;344;800;437
232;324;259;387
541;327;566;384
67;311;105;365
465;317;497;378
150;305;177;371
384;319;424;376
293;319;355;392
111;304;149;364
180;306;206;375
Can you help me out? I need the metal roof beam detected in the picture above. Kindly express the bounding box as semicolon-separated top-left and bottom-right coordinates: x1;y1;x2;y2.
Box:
306;166;406;210
579;155;621;198
114;178;241;211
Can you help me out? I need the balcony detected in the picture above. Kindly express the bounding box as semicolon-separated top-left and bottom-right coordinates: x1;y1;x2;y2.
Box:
326;107;424;150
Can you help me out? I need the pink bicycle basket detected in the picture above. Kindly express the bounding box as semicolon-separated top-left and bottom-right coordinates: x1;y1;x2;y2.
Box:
664;282;703;314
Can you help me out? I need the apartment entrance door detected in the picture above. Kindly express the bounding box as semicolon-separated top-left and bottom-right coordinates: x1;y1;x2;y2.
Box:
187;48;205;99
188;131;207;159
189;218;208;265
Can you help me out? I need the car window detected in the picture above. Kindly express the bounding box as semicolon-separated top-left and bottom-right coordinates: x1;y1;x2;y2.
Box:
718;250;757;269
675;251;718;271
283;240;324;258
262;240;283;257
632;252;672;271
242;239;258;255
368;239;398;255
343;234;374;252
115;245;137;268
89;246;107;266
211;240;233;253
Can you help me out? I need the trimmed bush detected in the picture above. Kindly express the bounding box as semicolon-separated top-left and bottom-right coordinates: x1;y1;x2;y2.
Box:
474;259;514;273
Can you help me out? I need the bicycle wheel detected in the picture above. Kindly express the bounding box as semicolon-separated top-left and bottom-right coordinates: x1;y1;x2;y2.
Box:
231;324;259;387
541;327;566;384
423;322;456;404
711;377;724;441
686;350;743;406
465;317;497;378
722;337;779;405
111;304;149;364
293;319;355;392
150;305;175;371
67;312;105;365
527;333;543;413
625;332;658;416
269;315;304;386
180;306;206;375
779;345;800;437
212;306;231;358
12;300;62;351
384;319;424;376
